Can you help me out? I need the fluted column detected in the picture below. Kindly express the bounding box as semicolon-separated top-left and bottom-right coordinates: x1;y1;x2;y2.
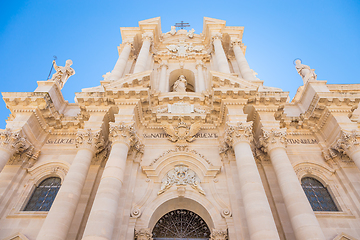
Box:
212;33;231;74
261;129;325;240
82;123;143;240
231;39;256;81
196;59;206;92
133;33;153;74
134;228;153;240
37;130;103;240
225;122;280;240
158;60;168;92
334;130;360;170
0;129;26;172
109;40;133;81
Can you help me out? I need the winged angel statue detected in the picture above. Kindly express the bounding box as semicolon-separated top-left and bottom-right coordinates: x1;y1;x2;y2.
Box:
162;121;202;147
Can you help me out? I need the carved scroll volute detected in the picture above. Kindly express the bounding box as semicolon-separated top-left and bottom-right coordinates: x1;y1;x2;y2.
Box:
109;122;135;146
0;128;27;154
75;129;104;152
210;229;228;240
134;228;153;240
260;128;287;153
225;122;253;146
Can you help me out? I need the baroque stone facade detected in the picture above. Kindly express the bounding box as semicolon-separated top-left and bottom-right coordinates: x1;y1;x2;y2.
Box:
0;17;360;240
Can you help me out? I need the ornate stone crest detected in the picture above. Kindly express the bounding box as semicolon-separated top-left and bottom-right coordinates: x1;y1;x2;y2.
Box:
162;120;202;147
158;165;205;195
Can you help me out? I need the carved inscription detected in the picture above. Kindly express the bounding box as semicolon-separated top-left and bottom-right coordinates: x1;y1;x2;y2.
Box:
46;138;75;144
286;138;318;144
143;132;218;139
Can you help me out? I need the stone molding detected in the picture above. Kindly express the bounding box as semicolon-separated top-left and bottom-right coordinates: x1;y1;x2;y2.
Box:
75;129;104;152
210;229;228;240
135;228;153;240
259;128;287;152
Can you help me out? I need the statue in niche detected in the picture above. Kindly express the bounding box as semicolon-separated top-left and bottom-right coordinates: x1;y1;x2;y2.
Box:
173;75;187;92
295;59;317;84
50;59;75;89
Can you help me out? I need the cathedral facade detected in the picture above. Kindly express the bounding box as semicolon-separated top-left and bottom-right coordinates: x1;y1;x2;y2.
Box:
0;17;360;240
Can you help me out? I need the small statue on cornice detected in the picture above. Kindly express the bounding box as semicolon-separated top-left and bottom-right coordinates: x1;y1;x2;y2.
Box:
50;59;75;89
168;26;177;36
173;75;187;92
187;28;195;38
295;59;317;84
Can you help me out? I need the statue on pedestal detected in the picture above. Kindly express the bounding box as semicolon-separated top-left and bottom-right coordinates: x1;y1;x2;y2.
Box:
295;59;317;84
50;59;75;89
173;75;187;92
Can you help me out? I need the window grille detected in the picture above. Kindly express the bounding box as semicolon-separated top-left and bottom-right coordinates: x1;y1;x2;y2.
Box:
24;177;61;211
301;177;338;211
152;209;211;239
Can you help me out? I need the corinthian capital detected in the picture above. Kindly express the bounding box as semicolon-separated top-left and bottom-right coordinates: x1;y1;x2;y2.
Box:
75;129;104;152
333;130;360;157
0;128;27;154
230;38;243;48
210;229;228;240
142;32;154;41
109;122;135;146
212;33;222;41
260;128;287;152
225;122;253;146
134;228;152;240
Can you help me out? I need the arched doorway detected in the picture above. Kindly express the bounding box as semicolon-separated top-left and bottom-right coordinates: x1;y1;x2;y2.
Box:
152;209;211;239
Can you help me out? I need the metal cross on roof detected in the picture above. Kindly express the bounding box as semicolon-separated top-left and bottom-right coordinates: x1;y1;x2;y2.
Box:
174;21;190;29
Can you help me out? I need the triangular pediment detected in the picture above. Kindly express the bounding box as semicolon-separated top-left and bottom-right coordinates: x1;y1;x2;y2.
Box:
203;17;226;26
138;16;161;26
333;232;357;240
3;232;29;240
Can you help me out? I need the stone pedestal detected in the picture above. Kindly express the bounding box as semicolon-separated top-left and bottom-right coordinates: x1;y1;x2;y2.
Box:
36;130;103;240
133;33;153;74
226;123;280;240
262;129;325;240
109;41;133;81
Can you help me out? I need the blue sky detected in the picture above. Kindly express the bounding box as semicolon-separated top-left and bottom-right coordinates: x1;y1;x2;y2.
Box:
1;0;359;129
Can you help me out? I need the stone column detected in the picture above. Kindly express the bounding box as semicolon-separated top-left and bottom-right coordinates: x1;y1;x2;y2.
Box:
196;59;206;92
0;129;26;172
334;130;360;170
210;229;228;240
37;130;103;240
133;33;153;74
225;122;280;240
231;39;256;81
212;33;231;74
158;60;168;92
261;129;325;240
82;123;143;240
134;228;153;240
109;40;133;81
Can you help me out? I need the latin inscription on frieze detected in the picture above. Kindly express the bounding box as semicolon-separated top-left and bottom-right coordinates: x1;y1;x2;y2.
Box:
286;138;318;144
143;132;218;139
46;138;75;144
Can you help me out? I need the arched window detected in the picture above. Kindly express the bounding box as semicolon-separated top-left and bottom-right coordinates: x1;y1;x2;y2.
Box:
152;209;211;239
24;177;61;211
301;177;338;211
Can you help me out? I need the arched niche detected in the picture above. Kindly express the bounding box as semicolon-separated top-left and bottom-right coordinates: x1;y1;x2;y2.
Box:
169;69;196;92
148;197;215;231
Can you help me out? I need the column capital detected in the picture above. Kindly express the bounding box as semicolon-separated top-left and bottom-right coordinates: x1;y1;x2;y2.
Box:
159;60;168;68
134;228;153;240
225;121;253;146
75;129;104;152
260;128;287;152
196;59;205;68
142;32;154;42
333;129;360;157
212;33;222;41
210;229;228;240
109;122;144;152
0;128;27;154
230;38;243;48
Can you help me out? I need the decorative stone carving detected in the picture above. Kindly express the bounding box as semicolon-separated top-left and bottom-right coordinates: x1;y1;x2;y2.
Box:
130;208;141;218
225;122;253;146
158;165;205;195
168;26;177;35
162;120;202;146
75;129;104;151
50;59;75;89
135;228;153;240
259;128;287;152
0;129;27;154
109;122;135;145
142;32;153;42
173;75;187;92
220;208;232;218
333;130;360;157
187;28;195;38
166;40;205;57
295;59;317;84
210;229;228;240
230;38;243;48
